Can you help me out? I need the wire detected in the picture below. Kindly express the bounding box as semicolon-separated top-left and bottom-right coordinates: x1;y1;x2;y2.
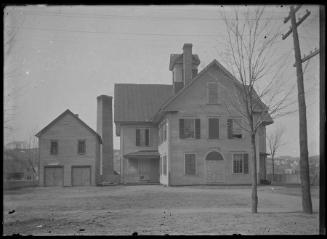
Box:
23;10;289;22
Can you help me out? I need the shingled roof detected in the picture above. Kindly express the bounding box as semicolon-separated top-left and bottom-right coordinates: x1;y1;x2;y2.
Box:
114;84;174;123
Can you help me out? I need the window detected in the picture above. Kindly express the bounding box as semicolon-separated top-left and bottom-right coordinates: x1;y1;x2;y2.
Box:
185;154;196;175
78;140;86;154
207;82;219;104
163;155;167;176
159;121;167;144
50;141;58;155
136;128;150;146
208;118;219;139
206;151;224;161
232;153;249;174
179;119;200;139
227;119;243;139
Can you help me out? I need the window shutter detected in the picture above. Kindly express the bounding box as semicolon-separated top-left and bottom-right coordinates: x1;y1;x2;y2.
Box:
243;154;249;174
145;129;150;146
136;129;140;146
195;119;201;139
179;119;184;139
227;119;233;139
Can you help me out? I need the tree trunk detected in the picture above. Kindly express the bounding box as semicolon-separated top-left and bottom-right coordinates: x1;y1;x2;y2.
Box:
251;133;258;213
272;155;274;183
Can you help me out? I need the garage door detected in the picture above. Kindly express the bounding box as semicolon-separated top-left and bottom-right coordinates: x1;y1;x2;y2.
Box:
44;166;64;186
72;166;91;186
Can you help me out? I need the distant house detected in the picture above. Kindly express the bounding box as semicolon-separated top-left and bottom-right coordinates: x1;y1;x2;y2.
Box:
5;141;28;150
36;109;103;186
114;43;273;185
3;148;37;181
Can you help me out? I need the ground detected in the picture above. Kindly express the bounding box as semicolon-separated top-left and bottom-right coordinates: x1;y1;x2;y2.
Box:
3;185;319;235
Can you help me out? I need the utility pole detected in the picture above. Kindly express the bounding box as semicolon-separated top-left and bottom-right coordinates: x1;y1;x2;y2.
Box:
282;5;313;214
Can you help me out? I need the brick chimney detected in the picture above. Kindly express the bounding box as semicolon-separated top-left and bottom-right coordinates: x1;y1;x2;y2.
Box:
96;95;114;183
183;43;193;86
169;43;200;94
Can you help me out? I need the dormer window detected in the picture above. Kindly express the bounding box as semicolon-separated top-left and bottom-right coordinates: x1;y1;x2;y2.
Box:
207;82;219;104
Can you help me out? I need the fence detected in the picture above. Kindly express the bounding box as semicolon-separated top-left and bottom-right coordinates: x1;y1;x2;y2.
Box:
3;180;38;190
266;173;301;184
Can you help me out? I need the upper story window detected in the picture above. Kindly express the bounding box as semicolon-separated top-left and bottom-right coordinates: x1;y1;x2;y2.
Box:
227;118;243;139
159;121;167;144
78;140;86;154
136;128;150;147
232;153;249;174
207;82;219;104
179;118;200;139
208;118;219;139
50;140;58;155
185;153;196;175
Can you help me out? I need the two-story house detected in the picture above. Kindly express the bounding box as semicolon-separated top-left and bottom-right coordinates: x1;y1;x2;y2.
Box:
113;43;272;186
36;109;103;186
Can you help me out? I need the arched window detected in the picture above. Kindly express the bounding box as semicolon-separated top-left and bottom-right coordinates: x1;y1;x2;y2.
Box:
206;151;224;161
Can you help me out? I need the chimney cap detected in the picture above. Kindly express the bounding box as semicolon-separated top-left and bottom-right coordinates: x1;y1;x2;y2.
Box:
97;95;112;100
183;43;193;49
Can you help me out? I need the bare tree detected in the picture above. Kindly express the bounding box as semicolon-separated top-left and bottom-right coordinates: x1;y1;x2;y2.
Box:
219;6;297;213
4;7;25;134
267;127;285;182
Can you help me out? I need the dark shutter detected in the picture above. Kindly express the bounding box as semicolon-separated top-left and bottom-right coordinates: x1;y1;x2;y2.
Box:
243;154;249;174
209;118;219;139
136;129;140;146
227;119;233;139
195;119;201;139
179;119;184;139
145;129;150;146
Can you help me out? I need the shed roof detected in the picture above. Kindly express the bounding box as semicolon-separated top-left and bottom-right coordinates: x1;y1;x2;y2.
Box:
35;109;102;143
114;84;174;123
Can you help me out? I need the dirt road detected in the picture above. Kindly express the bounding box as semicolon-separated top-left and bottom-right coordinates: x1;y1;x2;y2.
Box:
3;185;319;235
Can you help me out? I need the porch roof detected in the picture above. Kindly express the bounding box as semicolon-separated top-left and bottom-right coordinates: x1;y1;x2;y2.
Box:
123;150;160;159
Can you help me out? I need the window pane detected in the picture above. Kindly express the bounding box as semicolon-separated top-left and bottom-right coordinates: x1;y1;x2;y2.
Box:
209;118;219;139
185;154;196;175
208;83;218;104
183;119;195;138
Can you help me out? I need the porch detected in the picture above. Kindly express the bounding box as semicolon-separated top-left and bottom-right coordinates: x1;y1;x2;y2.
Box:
123;150;160;184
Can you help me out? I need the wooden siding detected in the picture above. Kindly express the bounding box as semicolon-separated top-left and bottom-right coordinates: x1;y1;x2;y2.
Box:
39;113;99;186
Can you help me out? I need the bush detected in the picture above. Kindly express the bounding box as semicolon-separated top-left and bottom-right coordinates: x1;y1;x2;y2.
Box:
260;179;271;185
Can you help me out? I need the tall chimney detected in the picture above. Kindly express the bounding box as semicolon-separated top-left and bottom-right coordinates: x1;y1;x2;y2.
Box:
96;95;114;183
183;43;193;86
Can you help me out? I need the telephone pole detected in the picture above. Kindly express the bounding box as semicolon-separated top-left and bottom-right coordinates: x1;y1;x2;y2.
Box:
282;5;313;214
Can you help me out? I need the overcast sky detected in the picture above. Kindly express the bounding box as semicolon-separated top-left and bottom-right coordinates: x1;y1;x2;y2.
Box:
4;5;320;157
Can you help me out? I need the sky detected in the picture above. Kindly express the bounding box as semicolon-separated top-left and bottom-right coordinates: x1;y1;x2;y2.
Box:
4;5;320;157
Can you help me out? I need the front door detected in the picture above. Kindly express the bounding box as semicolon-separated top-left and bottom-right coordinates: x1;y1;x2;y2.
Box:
205;151;225;184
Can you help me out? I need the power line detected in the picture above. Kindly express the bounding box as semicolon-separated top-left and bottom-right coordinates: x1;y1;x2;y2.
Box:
8;25;227;38
23;10;289;22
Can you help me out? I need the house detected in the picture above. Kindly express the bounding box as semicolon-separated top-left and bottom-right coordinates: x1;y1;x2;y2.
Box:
3;148;38;181
114;43;273;186
36;109;106;186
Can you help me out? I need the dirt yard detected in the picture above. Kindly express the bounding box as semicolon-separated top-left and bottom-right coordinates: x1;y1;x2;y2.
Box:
3;185;319;235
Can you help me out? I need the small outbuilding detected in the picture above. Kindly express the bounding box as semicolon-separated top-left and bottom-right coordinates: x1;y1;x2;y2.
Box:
36;109;102;186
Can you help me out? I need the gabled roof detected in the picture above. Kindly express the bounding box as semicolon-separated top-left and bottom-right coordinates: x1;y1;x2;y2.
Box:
114;84;174;123
169;54;200;70
35;109;102;143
